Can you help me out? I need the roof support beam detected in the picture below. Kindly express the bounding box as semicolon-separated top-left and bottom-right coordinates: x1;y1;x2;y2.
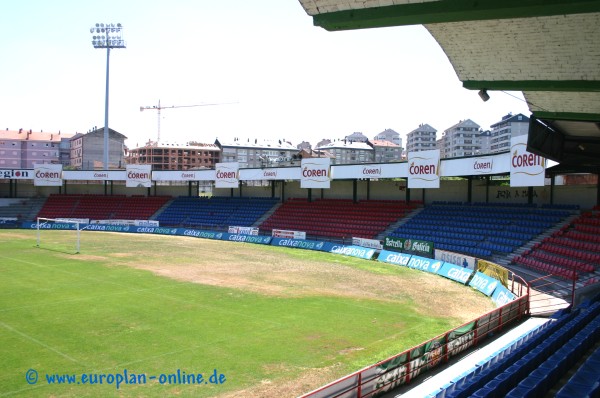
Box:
463;80;600;92
532;111;600;121
313;0;600;31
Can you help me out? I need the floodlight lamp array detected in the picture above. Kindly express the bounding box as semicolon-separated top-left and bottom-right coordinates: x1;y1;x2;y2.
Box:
90;23;126;49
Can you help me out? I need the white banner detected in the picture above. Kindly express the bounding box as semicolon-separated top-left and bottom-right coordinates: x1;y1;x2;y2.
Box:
352;236;383;250
435;249;476;270
126;164;152;188
91;219;159;226
215;162;239;188
407;149;440;188
240;167;300;181
56;218;90;224
228;226;258;235
272;229;306;239
300;158;330;189
62;170;126;181
152;169;215;182
510;135;546;187
0;169;32;180
330;163;407;179
33;164;63;186
440;153;510;177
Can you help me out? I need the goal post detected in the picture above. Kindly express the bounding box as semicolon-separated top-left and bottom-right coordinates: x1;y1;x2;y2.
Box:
36;217;82;254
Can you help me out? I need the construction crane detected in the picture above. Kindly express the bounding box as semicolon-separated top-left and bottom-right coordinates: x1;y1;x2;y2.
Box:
140;100;236;143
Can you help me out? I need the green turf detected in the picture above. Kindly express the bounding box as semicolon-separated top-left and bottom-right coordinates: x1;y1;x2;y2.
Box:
0;230;472;397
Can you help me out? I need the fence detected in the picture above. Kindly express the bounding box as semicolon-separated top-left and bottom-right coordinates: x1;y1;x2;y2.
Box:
300;273;529;398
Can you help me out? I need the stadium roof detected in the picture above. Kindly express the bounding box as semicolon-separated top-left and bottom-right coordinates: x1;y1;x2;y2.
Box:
298;0;600;168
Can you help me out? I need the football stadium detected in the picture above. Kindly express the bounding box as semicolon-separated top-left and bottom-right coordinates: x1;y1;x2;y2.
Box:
2;2;600;398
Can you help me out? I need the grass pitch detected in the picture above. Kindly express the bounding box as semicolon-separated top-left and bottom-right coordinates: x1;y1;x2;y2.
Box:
0;230;494;397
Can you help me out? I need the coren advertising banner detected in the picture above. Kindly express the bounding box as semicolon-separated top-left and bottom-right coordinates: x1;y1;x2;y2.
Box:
126;164;152;188
215;162;239;188
407;149;440;189
63;170;126;181
152;169;214;182
331;163;407;179
240;167;299;181
300;157;330;189
33;164;63;186
440;153;510;177
510;135;546;187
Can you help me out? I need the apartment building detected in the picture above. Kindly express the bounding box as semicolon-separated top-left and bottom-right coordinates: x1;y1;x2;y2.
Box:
370;139;402;163
406;124;437;153
440;119;481;158
316;140;374;164
70;127;127;169
215;138;297;168
0;129;72;168
490;113;530;153
373;128;402;148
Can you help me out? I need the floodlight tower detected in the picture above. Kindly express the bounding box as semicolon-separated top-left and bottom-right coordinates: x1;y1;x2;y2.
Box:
90;22;126;170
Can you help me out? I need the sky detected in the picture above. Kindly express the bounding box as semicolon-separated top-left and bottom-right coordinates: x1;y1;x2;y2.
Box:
0;0;531;149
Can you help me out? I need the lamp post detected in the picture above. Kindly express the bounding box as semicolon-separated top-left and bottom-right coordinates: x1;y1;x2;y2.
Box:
90;23;126;170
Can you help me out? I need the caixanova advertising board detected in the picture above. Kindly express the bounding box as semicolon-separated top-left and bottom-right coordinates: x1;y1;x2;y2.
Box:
384;236;434;257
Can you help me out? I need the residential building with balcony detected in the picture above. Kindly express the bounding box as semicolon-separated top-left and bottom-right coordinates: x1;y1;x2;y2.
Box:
440;119;481;158
315;140;374;164
369;139;402;163
406;124;437;153
215;138;297;168
373;128;402;148
0;129;73;169
490;113;530;153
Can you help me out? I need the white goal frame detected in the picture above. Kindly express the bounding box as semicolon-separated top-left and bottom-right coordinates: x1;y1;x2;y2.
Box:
36;217;82;254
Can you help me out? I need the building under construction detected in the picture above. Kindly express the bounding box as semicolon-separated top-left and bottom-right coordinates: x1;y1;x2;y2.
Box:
126;141;220;171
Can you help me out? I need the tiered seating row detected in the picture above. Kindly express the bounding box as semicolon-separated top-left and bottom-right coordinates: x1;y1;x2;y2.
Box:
512;211;600;279
444;299;600;398
36;194;171;221
259;198;416;240
156;196;279;229
391;203;572;258
512;255;577;280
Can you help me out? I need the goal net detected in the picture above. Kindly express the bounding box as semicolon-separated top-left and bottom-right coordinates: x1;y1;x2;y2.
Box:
36;218;83;254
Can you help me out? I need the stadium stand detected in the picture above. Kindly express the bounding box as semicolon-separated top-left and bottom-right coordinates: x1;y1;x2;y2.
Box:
512;210;600;282
155;196;279;229
258;198;417;240
36;194;171;221
442;294;600;398
389;202;574;259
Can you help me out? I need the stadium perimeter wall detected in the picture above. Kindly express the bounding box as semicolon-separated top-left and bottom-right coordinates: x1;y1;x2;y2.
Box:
1;179;597;209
